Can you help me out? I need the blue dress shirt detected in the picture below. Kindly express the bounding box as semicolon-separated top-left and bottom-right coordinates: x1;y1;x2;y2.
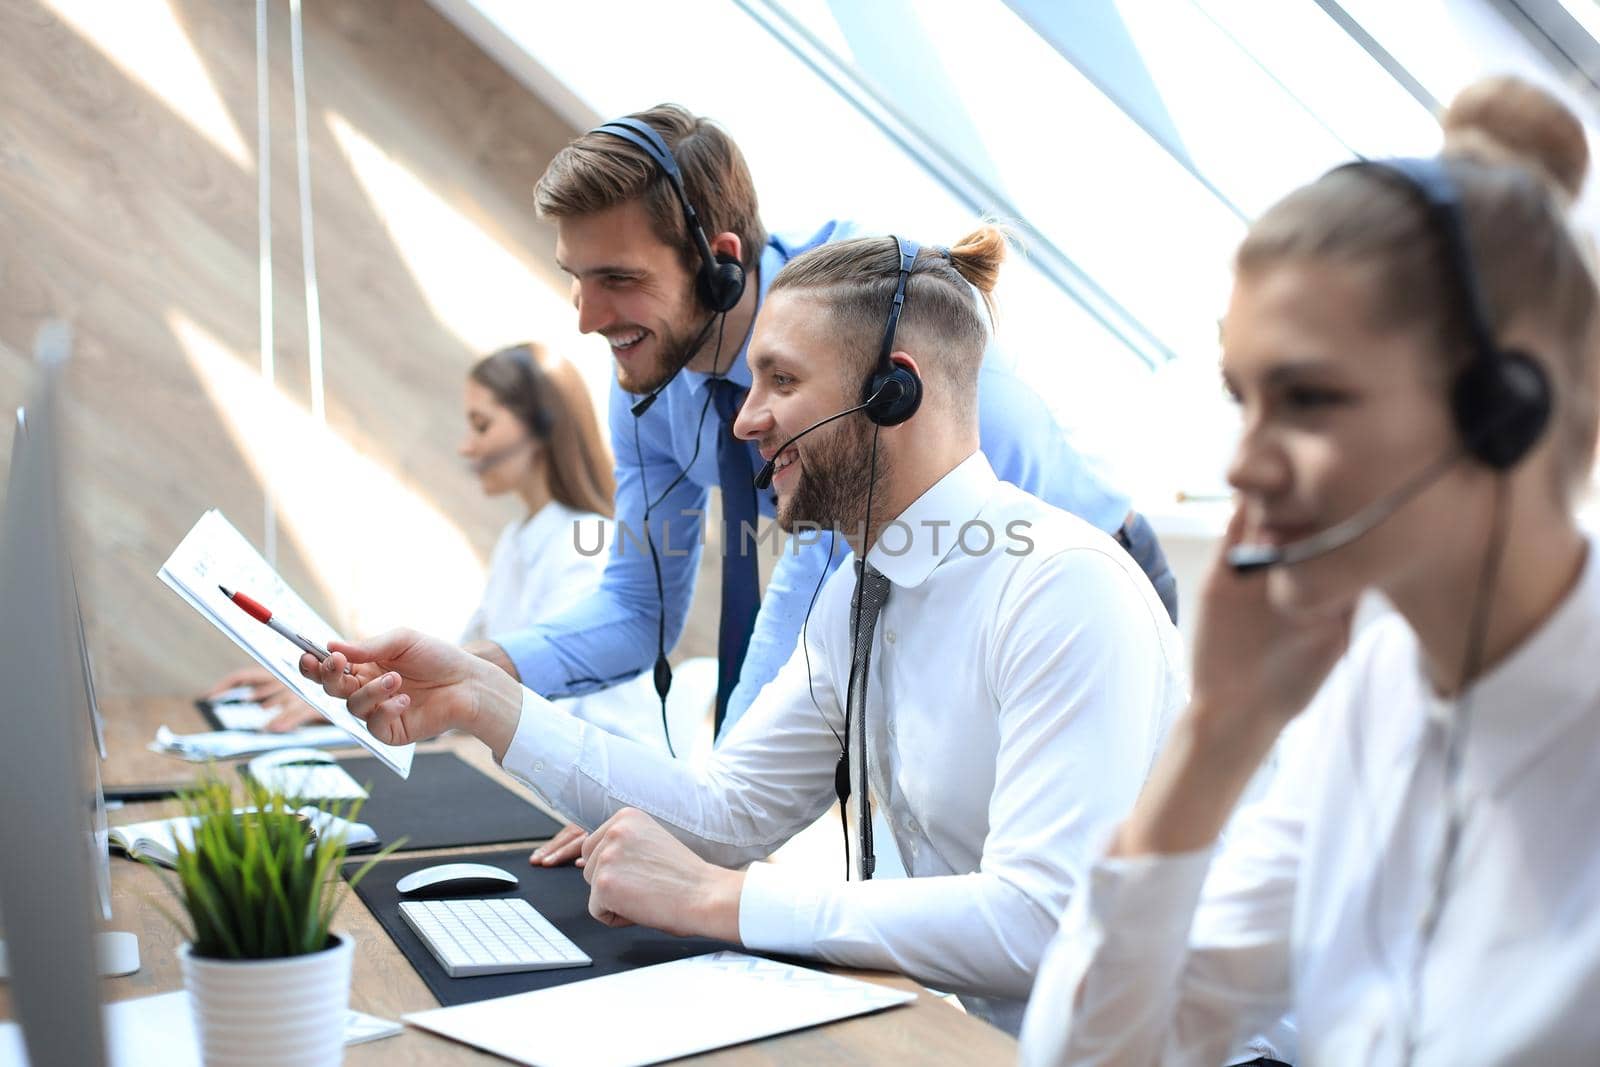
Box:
494;220;1131;733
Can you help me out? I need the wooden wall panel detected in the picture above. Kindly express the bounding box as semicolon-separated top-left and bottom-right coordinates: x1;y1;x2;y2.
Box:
0;0;722;699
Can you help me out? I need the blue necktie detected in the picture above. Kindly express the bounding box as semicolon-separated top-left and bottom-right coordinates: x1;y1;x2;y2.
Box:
710;379;760;736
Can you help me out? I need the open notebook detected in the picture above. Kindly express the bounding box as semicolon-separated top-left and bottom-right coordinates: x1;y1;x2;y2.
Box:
157;510;413;777
109;807;378;869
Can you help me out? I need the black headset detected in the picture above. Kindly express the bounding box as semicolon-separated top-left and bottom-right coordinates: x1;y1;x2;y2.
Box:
1342;157;1555;1067
501;343;554;438
751;235;931;489
589;117;746;314
581;115;748;756
833;234;934;881
1228;158;1556;575
863;236;926;426
1351;157;1551;470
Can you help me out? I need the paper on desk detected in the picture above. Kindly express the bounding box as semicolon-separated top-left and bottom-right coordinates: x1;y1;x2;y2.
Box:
157;510;412;777
402;951;916;1067
150;724;356;761
0;989;402;1066
208;701;274;731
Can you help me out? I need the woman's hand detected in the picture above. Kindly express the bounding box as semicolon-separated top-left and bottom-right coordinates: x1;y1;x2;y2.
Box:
202;667;317;731
1189;507;1353;737
1112;509;1353;858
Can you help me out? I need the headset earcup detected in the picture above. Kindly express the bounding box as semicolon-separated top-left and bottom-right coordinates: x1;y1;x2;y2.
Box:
865;367;922;427
1453;349;1552;469
698;252;745;313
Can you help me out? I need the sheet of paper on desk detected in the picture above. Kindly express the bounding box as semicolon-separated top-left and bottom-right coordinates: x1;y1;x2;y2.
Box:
0;990;402;1066
209;700;273;731
149;724;357;761
157;509;413;777
402;951;916;1067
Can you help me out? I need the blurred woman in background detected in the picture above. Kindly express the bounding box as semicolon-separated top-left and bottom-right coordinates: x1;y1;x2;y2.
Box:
205;342;661;752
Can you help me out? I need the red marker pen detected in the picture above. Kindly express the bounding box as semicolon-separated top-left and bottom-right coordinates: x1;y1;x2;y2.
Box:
219;585;336;665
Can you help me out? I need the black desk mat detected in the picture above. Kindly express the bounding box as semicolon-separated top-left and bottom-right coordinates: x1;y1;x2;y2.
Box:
194;697;226;731
247;750;562;852
345;846;738;1007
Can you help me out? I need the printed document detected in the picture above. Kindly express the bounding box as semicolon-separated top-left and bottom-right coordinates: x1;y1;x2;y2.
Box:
158;510;413;776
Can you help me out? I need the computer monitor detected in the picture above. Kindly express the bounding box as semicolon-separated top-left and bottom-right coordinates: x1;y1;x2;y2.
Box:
4;407;124;939
71;557;116;927
11;403;115;918
0;324;109;1066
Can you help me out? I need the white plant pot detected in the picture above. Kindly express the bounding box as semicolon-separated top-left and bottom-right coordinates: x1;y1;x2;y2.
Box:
179;931;353;1066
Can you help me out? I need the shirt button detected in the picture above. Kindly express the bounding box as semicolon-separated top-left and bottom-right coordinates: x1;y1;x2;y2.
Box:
885;630;896;644
533;761;545;773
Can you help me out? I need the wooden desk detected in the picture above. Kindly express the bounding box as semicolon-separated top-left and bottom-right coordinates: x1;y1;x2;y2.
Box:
1;698;1016;1064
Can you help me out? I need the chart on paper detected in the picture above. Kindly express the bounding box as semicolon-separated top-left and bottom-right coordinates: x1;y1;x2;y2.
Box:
158;509;413;777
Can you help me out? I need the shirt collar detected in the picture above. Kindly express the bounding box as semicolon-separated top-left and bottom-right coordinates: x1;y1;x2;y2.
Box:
863;451;996;589
1447;534;1600;796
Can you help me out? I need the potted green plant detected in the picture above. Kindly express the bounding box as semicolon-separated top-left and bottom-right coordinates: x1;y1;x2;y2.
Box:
148;773;395;1067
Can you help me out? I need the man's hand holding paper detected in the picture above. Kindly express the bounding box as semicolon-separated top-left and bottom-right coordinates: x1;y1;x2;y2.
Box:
159;510;415;776
300;628;525;759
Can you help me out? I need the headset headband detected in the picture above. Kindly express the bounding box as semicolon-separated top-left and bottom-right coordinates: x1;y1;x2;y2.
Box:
1332;156;1551;470
495;344;553;438
590;118;721;275
1338;158;1500;364
878;236;921;368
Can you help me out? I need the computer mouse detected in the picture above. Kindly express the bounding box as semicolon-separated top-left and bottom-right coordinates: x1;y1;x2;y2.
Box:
396;862;520;899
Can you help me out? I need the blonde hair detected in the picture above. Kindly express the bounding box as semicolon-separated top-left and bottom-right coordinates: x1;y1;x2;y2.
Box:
1236;76;1599;495
1442;74;1588;202
470;344;616;517
768;226;1009;411
534;105;767;277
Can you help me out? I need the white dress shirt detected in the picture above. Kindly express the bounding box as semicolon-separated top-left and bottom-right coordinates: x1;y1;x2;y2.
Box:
462;502;662;751
1021;537;1600;1066
499;452;1186;1032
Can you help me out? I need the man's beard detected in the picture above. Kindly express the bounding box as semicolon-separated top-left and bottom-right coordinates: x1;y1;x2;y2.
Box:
775;415;886;536
615;308;717;395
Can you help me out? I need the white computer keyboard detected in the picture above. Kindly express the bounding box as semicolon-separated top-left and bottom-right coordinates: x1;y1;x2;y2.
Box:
399;897;592;978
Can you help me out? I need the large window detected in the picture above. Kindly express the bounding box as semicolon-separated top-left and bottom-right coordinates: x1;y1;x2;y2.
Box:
433;0;1600;505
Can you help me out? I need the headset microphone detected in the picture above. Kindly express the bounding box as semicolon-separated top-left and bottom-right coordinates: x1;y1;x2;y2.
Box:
629;365;681;419
586;113;749;758
751;380;902;491
468;438;535;476
1227;447;1464;574
629;312;722;418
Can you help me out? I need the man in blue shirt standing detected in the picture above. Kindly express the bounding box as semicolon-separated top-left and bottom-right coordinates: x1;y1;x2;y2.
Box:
474;104;1176;751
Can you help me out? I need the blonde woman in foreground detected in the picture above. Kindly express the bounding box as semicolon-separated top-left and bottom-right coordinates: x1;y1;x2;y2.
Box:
1021;79;1600;1065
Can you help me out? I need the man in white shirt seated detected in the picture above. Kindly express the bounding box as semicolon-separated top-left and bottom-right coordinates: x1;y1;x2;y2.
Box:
301;226;1185;1032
